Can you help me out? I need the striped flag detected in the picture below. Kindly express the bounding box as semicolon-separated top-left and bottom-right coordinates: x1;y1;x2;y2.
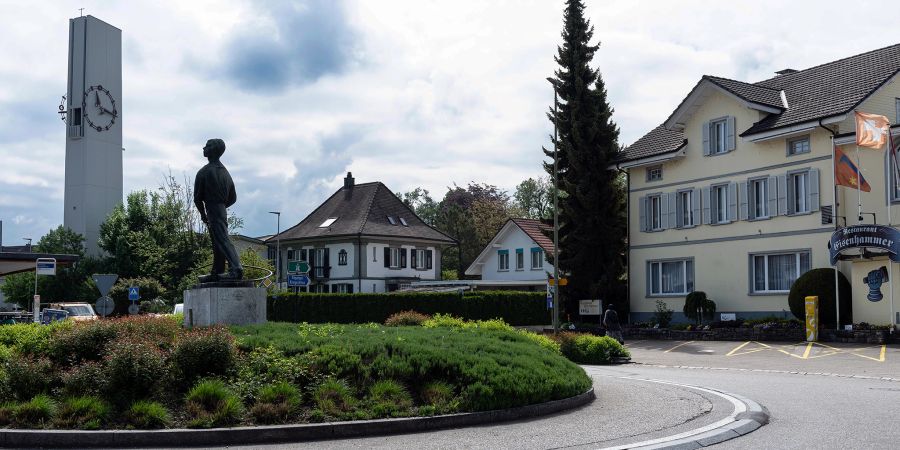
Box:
834;146;871;192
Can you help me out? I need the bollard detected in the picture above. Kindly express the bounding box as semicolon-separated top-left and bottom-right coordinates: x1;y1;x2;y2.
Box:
805;296;818;342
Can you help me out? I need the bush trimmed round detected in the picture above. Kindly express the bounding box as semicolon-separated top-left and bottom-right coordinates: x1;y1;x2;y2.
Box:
788;268;852;328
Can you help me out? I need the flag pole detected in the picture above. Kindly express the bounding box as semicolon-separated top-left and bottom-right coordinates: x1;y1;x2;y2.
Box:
890;130;897;331
832;135;841;330
855;144;863;221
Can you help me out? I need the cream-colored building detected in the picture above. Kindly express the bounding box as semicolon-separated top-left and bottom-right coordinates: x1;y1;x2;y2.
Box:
618;44;900;325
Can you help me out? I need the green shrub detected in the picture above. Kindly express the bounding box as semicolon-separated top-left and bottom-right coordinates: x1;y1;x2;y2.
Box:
366;379;412;418
103;339;168;403
312;378;355;417
308;345;362;379
232;347;316;402
0;402;17;426
59;361;107;397
250;382;301;424
0;322;61;356
13;395;56;428
474;318;515;332
555;333;630;365
173;326;236;385
5;356;56;400
420;381;458;413
788;268;852;328
185;379;243;428
53;396;109;429
517;330;561;354
384;310;431;326
124;400;171;429
111;315;180;350
267;291;547;325
683;291;716;324
653;300;674;328
422;313;469;329
48;320;117;365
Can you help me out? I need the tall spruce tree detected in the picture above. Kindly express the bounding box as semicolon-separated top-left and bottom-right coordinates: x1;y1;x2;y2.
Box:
544;0;626;317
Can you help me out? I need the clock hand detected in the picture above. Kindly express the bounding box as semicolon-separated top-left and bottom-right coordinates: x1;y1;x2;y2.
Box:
100;106;117;117
95;91;101;107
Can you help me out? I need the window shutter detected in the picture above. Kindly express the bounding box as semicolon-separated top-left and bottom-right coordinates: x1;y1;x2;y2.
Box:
383;247;390;268
348;284;354;294
645;262;653;297
639;196;648;232
324;249;330;269
726;116;736;151
739;181;749;220
808;168;820;212
411;250;417;268
702;187;711;224
691;189;700;226
728;182;738;222
667;193;676;229
426;250;433;270
401;248;407;268
309;249;316;268
777;174;788;216
659;194;669;229
767;176;778;217
702;121;711;156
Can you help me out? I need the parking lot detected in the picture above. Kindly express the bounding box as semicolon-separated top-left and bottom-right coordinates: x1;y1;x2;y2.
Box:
625;339;900;378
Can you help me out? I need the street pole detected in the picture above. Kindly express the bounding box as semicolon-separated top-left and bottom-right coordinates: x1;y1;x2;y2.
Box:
552;82;560;333
269;211;281;289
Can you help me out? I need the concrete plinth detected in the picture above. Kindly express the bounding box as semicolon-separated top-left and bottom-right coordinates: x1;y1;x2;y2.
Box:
183;287;266;327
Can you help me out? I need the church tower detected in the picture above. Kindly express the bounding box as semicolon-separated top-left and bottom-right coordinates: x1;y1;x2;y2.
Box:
63;15;123;255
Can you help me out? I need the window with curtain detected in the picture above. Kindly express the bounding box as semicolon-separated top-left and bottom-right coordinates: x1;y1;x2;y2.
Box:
751;251;811;293
749;178;768;219
498;250;509;271
677;190;693;227
648;259;694;296
791;172;809;213
649;194;662;230
713;184;728;223
531;248;544;269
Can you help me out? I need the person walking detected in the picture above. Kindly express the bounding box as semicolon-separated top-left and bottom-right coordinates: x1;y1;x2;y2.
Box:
603;303;624;345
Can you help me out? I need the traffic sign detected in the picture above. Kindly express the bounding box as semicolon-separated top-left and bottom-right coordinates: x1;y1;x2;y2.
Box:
95;296;114;316
128;304;140;315
548;277;568;286
36;258;57;276
287;274;310;287
92;274;119;297
128;286;140;301
288;261;310;274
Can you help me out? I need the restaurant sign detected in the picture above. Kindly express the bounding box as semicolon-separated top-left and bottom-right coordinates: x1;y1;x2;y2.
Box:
829;225;900;265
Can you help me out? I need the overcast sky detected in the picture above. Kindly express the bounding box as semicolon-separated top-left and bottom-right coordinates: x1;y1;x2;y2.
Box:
1;0;897;245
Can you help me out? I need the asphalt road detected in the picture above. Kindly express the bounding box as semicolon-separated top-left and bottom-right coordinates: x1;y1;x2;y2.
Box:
158;340;900;449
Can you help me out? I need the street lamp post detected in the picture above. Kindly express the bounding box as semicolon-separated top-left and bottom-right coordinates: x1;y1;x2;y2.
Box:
269;211;281;288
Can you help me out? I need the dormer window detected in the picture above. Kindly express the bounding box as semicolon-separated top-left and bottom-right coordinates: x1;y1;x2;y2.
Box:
387;216;397;225
319;217;337;228
646;165;663;182
399;217;408;226
703;116;735;156
712;118;727;154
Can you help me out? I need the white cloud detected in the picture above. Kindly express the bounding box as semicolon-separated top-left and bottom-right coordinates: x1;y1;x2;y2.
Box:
1;0;898;244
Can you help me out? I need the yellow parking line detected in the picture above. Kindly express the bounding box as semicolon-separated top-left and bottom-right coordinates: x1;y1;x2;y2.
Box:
851;345;887;362
726;341;751;356
664;340;695;353
801;343;813;359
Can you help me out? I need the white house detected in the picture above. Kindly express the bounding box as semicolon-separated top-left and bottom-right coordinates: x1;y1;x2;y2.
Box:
267;173;456;293
464;218;555;290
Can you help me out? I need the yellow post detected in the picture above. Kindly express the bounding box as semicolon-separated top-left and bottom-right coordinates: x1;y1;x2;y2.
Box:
805;296;819;342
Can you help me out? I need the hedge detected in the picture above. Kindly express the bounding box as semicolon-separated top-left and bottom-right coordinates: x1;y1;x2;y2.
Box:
267;291;547;325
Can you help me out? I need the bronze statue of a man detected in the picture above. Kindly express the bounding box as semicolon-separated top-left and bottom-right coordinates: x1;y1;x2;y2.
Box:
194;138;243;283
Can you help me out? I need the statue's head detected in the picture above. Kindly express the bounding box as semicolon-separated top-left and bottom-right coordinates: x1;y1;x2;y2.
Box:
203;138;226;159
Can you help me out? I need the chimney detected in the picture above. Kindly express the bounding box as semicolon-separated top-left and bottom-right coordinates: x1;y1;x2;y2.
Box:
775;69;797;76
343;172;354;199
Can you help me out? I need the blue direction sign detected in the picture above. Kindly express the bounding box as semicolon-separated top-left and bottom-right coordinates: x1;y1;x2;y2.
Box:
287;274;310;287
128;286;140;301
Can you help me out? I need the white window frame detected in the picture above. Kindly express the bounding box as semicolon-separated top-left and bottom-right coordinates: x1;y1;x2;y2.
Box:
498;251;509;271
647;258;694;297
649;194;663;231
750;250;811;294
749;177;768;219
790;171;809;214
712;118;727;154
787;135;811;157
647;165;663;182
338;249;348;266
887;133;900;203
515;249;524;270
389;248;400;269
712;184;729;224
677;190;693;228
415;249;427;269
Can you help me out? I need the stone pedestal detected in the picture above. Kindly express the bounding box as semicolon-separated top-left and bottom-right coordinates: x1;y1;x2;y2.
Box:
183;287;266;327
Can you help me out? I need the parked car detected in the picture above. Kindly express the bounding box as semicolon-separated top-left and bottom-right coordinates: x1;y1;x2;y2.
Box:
49;303;98;321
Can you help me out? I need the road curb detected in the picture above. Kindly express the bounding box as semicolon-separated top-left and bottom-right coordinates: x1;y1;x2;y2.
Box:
0;388;595;448
587;374;768;450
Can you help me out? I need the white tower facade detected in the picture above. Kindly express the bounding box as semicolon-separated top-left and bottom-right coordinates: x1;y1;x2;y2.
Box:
63;16;123;255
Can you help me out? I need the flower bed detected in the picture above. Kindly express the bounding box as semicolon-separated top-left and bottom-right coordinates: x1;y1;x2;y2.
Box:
0;316;591;430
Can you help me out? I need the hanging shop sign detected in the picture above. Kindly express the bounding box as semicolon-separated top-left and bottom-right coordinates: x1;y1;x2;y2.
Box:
828;225;900;265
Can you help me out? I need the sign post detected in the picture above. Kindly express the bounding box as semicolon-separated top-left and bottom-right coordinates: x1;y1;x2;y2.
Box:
33;258;57;322
128;286;140;315
287;260;310;289
92;274;118;318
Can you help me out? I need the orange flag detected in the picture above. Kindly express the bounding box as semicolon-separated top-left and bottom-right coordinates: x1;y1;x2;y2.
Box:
855;111;890;148
834;146;871;192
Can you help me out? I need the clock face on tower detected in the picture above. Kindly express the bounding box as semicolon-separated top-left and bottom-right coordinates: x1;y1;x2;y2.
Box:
82;85;118;132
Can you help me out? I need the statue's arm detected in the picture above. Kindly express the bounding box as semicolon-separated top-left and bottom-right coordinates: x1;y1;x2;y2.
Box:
225;182;236;208
194;173;208;223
